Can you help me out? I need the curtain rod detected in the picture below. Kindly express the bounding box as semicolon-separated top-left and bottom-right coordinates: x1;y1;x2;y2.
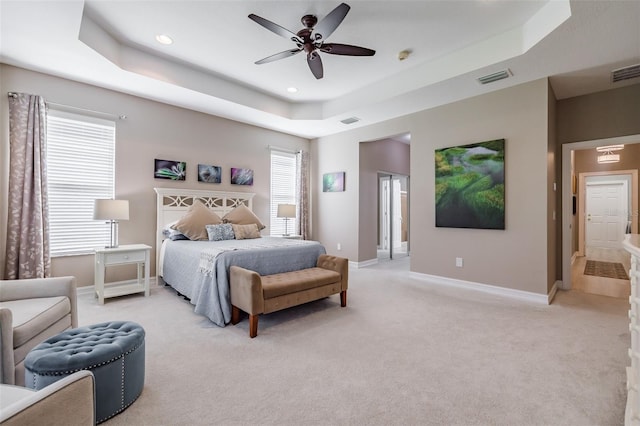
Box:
47;101;127;120
7;92;126;120
267;145;302;154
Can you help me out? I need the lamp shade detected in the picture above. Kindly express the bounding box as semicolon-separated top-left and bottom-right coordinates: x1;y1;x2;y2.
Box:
277;204;296;218
93;199;129;221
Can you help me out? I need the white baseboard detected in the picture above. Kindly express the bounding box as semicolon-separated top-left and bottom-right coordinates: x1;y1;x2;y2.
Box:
571;251;578;265
408;271;552;305
350;258;378;268
77;277;159;296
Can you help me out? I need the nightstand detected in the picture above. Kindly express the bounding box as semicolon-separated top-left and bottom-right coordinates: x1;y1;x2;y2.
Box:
275;235;302;240
94;244;151;304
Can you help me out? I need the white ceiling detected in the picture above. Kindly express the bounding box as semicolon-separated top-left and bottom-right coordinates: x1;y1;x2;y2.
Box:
1;0;639;139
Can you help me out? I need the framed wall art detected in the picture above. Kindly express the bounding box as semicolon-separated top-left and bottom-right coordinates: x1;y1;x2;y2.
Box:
323;172;345;192
231;167;254;185
435;139;505;229
198;164;222;183
154;159;186;181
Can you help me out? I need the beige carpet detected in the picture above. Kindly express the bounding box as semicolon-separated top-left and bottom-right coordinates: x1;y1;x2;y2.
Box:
77;260;629;426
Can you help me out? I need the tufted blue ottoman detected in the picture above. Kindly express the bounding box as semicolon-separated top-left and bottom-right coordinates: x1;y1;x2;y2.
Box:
24;321;145;424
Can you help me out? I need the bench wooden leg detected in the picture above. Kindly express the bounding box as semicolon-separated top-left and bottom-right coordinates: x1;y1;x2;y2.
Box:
249;314;259;338
231;305;240;325
340;290;347;307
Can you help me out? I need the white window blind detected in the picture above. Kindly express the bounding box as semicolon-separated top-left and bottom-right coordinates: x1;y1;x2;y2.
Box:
46;110;116;256
270;151;297;236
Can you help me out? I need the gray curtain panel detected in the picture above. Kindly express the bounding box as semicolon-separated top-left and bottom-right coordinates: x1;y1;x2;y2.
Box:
296;150;310;240
5;93;50;279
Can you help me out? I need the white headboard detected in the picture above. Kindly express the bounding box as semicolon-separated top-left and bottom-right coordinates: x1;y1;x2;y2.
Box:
153;188;255;269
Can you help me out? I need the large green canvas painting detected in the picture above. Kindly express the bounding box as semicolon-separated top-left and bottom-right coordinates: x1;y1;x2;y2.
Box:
435;139;505;229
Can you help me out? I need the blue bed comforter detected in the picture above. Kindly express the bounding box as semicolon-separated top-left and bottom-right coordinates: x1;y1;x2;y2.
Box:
161;237;326;326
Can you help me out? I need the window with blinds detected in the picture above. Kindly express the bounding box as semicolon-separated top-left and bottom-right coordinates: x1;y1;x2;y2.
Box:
270;151;297;236
46;109;116;256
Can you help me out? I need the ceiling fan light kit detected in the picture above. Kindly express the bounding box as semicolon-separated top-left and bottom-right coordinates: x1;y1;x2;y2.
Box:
249;2;375;79
596;144;624;164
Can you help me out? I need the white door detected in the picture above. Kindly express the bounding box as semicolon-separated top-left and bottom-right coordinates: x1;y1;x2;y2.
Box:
585;181;627;249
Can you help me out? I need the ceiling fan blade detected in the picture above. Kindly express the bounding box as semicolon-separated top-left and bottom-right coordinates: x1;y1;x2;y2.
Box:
255;48;302;65
313;3;350;40
248;14;302;43
307;51;324;79
319;43;375;56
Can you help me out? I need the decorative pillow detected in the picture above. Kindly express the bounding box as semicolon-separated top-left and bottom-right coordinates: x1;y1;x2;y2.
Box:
163;221;189;240
222;204;266;230
231;223;261;240
171;200;223;241
167;229;189;241
206;223;235;241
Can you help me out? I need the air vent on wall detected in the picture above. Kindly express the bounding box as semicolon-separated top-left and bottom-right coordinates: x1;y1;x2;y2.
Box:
477;69;512;85
611;64;640;83
340;117;361;125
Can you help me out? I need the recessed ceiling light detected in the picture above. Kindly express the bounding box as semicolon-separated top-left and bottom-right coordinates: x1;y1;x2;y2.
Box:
287;87;298;93
155;34;173;45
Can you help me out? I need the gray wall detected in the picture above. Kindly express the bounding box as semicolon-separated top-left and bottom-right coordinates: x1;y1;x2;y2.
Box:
3;61;637;296
557;83;640;256
358;139;410;261
548;82;559;289
557;83;640;144
313;78;553;295
0;65;309;284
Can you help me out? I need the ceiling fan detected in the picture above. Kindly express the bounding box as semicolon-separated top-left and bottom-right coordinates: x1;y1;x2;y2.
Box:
248;3;375;80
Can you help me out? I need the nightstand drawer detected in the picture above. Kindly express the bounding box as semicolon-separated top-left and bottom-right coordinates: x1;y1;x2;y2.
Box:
103;251;146;265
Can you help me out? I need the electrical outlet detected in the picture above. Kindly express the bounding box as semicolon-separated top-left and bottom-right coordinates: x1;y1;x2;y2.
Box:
456;257;463;268
337;243;341;251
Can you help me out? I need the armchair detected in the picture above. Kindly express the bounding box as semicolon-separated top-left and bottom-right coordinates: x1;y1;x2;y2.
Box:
0;370;95;425
0;277;78;385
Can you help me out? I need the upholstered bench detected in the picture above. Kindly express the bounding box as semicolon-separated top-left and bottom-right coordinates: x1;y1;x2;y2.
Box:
24;321;145;424
230;254;348;337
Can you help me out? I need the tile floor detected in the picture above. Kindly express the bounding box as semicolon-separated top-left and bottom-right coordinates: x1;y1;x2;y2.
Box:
572;247;631;299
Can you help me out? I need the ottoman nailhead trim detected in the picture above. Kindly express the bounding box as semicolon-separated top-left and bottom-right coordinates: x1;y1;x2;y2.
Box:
26;342;144;376
97;356;129;424
121;357;125;409
98;392;142;423
25;322;145;424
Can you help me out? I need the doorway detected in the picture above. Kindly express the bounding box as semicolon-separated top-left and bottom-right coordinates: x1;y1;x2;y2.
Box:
573;174;633;298
378;173;409;260
561;135;640;292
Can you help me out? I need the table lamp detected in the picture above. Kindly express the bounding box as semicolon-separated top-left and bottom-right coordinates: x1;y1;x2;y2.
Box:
277;204;296;236
93;199;129;248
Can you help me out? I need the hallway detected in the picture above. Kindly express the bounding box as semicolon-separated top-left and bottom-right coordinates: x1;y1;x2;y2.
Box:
572;247;631;299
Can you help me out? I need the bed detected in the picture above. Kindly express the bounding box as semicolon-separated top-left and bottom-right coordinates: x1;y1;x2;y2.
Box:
154;188;326;326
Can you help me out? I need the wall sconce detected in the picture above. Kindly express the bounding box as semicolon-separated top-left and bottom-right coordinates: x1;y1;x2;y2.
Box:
93;199;129;248
596;144;624;164
277;204;296;236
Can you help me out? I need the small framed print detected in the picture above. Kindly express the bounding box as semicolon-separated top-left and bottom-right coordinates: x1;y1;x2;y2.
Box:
323;172;345;192
231;168;253;185
198;164;222;183
154;159;186;181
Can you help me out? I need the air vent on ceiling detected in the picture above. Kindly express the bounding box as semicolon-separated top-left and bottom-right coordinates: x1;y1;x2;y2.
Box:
341;117;361;125
611;64;640;83
477;69;512;85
